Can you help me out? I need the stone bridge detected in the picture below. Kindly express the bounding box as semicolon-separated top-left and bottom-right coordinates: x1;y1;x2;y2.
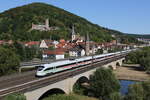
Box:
24;58;124;100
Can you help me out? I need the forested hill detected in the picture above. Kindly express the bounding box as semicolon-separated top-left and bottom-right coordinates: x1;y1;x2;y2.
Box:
127;34;150;39
0;2;138;43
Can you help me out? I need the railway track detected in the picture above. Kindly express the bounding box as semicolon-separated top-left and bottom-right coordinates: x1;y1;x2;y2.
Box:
0;54;125;99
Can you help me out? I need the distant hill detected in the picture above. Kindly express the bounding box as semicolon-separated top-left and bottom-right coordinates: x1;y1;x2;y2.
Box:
127;34;150;39
0;2;139;43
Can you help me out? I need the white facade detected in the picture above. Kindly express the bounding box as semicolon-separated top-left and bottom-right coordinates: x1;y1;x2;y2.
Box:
40;40;48;49
56;55;64;60
42;54;48;59
69;51;78;57
69;49;85;57
72;35;76;41
103;49;108;54
42;54;64;60
81;49;85;56
53;41;59;48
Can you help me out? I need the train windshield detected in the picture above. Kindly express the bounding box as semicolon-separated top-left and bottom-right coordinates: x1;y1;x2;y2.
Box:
37;66;44;71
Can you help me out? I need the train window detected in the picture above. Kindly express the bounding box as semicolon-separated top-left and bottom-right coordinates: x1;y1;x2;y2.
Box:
44;67;53;71
56;62;76;68
37;66;44;71
69;57;75;60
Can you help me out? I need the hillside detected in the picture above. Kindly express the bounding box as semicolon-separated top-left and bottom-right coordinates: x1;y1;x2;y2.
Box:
0;2;139;43
127;34;150;39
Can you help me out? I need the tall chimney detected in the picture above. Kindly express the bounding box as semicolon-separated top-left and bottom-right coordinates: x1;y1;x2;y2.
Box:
86;33;90;56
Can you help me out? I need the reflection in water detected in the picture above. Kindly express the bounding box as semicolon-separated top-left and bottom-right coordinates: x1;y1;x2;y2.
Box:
120;80;136;95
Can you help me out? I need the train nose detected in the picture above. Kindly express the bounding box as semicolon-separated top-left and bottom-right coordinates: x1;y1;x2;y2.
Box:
36;71;45;77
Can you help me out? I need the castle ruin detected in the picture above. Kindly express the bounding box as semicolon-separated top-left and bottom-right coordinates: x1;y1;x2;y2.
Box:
31;19;59;31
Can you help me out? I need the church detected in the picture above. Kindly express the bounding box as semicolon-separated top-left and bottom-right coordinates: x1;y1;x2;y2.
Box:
71;25;85;43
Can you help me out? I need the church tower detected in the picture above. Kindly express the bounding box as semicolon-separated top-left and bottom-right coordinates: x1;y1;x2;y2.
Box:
71;25;76;41
86;33;90;56
45;19;49;28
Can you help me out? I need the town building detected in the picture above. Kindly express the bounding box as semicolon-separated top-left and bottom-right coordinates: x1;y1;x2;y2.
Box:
0;40;14;45
137;38;150;44
39;40;49;49
69;45;85;57
25;41;39;47
43;50;65;60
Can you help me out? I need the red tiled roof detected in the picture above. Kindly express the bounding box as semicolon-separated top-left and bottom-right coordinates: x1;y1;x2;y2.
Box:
25;41;39;46
44;50;65;55
0;40;5;44
57;43;64;48
59;39;65;43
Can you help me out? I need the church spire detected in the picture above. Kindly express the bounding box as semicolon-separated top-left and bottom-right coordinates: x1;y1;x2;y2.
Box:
72;25;75;35
72;25;76;41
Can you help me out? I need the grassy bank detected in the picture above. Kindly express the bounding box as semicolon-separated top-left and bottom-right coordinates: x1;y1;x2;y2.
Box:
42;94;98;100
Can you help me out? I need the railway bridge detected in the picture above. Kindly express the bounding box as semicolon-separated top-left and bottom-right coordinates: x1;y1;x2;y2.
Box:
0;54;125;100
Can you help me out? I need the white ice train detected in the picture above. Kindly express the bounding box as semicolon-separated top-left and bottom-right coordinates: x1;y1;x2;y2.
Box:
36;50;132;77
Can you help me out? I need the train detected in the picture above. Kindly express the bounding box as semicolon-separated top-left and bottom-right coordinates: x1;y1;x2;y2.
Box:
36;49;133;77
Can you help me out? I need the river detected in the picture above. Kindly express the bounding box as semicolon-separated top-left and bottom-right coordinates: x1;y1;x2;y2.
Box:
119;80;137;95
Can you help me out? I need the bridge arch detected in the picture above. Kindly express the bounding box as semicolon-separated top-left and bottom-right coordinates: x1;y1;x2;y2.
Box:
122;59;125;63
75;76;89;83
116;62;121;66
38;88;65;100
73;76;89;95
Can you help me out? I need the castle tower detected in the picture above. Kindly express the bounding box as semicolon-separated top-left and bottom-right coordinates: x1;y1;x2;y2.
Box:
71;25;76;41
86;33;90;56
45;19;49;28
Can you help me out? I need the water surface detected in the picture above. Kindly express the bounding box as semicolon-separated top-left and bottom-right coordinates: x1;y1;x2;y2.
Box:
120;80;136;95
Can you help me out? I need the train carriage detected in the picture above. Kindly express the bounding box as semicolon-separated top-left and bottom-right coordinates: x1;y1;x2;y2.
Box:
36;50;132;77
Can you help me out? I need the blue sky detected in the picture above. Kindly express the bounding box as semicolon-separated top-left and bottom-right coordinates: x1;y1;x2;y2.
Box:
0;0;150;34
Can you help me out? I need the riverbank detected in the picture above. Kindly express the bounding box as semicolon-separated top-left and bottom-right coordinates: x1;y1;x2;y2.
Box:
114;64;150;81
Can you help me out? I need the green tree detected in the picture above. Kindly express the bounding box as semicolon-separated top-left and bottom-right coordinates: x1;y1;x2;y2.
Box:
89;68;120;100
42;94;98;100
48;46;55;50
13;41;26;61
73;83;85;95
4;93;26;100
142;81;150;99
96;49;103;54
24;46;37;61
109;92;122;100
124;81;150;100
125;83;144;100
126;47;150;72
0;47;20;76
